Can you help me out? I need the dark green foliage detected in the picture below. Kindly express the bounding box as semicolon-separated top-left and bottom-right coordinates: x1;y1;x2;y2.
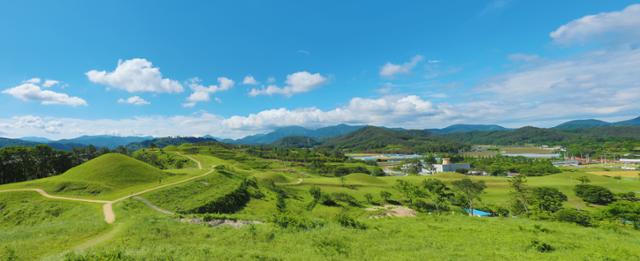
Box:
336;213;367;230
423;179;454;212
276;191;287;213
601;201;640;229
331;192;361;207
530;240;555;253
271;136;321;148
272;213;324;230
531;187;567;213
575;184;615;205
452;178;486;213
187;179;254;214
0;145;108;184
322;126;469;153
126;136;217;151
379;191;392;202
307;186;322;210
555;208;592;227
467;156;560;176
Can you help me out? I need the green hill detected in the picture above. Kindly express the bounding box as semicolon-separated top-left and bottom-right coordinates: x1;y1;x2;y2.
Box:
60;153;168;188
323;126;467;153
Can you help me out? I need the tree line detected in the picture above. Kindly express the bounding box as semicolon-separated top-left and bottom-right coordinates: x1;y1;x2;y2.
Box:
0;145;112;184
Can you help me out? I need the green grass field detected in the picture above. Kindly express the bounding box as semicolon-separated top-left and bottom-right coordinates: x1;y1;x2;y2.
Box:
1;144;639;260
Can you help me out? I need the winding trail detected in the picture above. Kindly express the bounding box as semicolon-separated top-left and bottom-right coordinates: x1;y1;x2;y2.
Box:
133;196;174;215
0;152;212;224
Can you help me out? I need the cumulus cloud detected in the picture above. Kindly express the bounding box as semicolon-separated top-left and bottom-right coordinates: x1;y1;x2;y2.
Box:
2;80;87;107
249;71;327;97
42;79;60;88
118;96;150;105
0;113;242;139
475;47;640;124
224;95;444;131
183;77;235;107
379;55;424;77
550;4;640;45
242;75;258;85
86;58;183;93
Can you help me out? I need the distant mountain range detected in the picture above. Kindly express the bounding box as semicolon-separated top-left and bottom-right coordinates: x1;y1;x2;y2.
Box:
553;116;640;130
229;124;365;145
2;115;639;150
1;135;152;150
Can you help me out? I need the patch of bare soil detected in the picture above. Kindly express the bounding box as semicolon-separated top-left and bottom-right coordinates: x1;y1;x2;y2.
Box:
366;204;417;218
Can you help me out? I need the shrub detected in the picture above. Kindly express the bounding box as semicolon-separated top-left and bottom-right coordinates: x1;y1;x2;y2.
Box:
530;240;554;253
575;184;615;205
555;208;592;227
601;201;640;229
336;213;367;230
331;192;361;207
272;213;324;230
531;187;567;213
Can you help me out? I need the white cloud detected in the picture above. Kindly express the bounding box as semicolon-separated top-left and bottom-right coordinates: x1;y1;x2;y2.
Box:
224;95;443;131
249;71;327;97
2;80;87;107
42;79;60;88
183;77;234;107
550;4;640;45
379;55;424;77
475;47;640;124
242;75;258;85
118;96;150;106
86;58;184;93
0;113;241;139
25;78;41;84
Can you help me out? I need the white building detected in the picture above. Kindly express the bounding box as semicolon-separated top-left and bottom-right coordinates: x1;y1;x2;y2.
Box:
432;158;470;173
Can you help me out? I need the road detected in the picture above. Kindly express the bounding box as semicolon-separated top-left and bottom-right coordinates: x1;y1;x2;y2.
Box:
0;152;212;224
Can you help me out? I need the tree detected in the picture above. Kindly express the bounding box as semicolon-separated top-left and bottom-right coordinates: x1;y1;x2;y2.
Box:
577;176;591;184
508;174;530;215
394;180;425;205
452;178;486;215
601;201;640;229
531;187;567;213
423;179;453;212
380;191;392;203
575;184;615;205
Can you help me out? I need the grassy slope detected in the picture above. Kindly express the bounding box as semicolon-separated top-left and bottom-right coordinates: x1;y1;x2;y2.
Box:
0;192;108;260
2;146;640;259
67;199;640;260
0;153;210;200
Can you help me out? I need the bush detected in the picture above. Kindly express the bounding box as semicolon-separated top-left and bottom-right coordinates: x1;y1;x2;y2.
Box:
531;187;567;213
555;208;592;227
601;201;640;229
272;213;324;230
575;184;615;205
530;240;554;253
331;192;361;207
336;213;367;230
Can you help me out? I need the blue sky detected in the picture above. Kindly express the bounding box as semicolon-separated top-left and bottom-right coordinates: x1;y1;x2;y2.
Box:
1;0;640;139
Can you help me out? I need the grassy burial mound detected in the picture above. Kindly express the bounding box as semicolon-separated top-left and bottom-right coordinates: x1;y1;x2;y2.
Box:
143;169;249;214
343;173;386;185
35;153;171;197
